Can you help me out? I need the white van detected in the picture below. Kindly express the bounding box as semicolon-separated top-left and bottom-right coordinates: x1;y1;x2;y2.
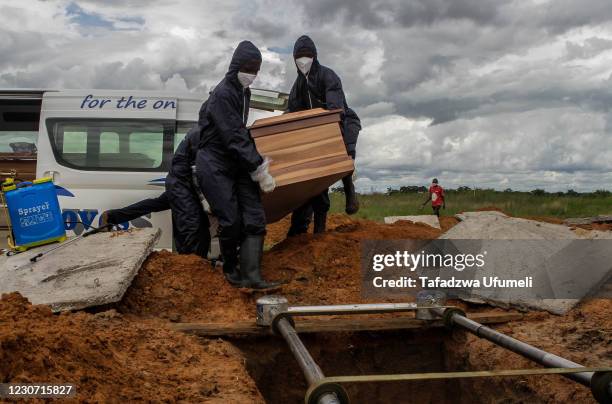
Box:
0;89;287;250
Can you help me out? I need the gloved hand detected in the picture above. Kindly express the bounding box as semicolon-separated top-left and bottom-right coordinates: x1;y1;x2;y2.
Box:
250;157;276;193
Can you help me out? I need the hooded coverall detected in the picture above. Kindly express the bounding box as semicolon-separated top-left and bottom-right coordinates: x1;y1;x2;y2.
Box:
104;126;210;257
286;35;361;235
166;125;210;256
195;41;266;269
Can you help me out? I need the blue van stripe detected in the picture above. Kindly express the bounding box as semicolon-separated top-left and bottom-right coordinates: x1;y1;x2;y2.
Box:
148;178;166;187
55;185;75;197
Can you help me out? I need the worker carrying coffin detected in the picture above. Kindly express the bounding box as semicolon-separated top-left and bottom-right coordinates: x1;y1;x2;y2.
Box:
286;35;362;237
195;40;279;290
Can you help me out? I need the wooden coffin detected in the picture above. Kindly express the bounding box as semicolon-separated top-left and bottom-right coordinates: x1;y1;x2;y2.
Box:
251;108;354;223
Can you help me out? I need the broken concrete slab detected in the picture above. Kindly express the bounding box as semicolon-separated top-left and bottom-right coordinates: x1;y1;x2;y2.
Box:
0;228;160;312
384;215;441;229
451;211;611;239
439;211;612;314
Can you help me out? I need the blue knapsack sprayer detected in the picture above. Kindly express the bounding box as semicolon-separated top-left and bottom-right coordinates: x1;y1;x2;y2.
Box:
1;177;113;262
1;177;66;252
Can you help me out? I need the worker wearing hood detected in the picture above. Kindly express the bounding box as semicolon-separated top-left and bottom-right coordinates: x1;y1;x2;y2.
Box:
286;35;362;236
101;125;211;258
196;40;278;290
165;124;210;257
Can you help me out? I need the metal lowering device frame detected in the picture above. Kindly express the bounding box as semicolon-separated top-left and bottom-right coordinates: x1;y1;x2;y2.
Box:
255;295;612;404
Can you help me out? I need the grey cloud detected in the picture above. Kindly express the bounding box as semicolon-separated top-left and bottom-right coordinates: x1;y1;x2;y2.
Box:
355;107;612;191
358;102;397;118
77;0;160;6
540;0;612;33
2;0;612;191
243;18;289;41
392;0;504;27
565;37;612;59
293;0;506;28
91;59;160;89
0;29;55;69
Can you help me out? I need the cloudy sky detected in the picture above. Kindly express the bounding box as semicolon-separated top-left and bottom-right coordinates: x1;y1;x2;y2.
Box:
1;0;612;192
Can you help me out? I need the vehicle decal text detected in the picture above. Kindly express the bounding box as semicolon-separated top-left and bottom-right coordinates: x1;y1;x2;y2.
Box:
80;94;177;111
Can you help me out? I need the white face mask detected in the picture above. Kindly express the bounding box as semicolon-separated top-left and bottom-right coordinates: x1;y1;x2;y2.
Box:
295;57;313;75
237;72;256;88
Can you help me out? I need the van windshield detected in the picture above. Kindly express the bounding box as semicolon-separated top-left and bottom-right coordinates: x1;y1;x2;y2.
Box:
47;119;178;172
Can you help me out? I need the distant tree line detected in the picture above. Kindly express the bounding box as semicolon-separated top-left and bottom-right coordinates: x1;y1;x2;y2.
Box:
328;186;612;197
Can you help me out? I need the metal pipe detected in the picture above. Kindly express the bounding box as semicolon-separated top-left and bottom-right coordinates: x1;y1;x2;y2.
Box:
276;317;340;404
287;302;419;316
435;308;592;386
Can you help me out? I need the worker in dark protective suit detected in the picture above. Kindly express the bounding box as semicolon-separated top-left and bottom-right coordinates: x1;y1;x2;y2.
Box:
286;35;362;237
101;192;170;227
101;125;210;257
195;40;279;290
165;125;210;257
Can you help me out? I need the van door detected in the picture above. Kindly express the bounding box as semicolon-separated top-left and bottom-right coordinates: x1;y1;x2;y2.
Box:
36;92;183;249
0;93;43;249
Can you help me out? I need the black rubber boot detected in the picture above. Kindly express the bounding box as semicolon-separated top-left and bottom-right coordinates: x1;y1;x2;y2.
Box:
287;206;312;237
342;175;359;215
240;235;280;290
313;212;327;234
219;238;243;287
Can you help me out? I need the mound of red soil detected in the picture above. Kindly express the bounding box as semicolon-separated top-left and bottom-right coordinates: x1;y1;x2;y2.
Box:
118;252;254;323
0;292;262;403
119;214;456;322
572;223;612;231
524;216;564;225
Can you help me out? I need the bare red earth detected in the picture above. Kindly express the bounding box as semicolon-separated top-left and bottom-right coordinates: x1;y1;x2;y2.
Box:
1;213;609;403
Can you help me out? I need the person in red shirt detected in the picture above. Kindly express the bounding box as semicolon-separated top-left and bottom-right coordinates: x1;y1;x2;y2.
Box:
422;178;445;217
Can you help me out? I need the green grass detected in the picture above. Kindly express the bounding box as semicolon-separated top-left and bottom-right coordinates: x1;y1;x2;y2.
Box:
328;191;612;222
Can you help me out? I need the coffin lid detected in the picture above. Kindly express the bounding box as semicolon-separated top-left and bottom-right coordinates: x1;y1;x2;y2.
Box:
250;108;342;138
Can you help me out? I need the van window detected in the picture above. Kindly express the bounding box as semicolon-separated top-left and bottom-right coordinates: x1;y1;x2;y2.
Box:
47;119;174;171
174;122;196;151
0;131;38;154
0;99;40;154
100;132;119;154
63;128;87;154
130;131;164;167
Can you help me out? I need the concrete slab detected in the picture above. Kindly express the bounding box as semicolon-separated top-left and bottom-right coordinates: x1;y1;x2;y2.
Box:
439;211;612;314
384;215;441;229
0;228;161;312
451;211;611;239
